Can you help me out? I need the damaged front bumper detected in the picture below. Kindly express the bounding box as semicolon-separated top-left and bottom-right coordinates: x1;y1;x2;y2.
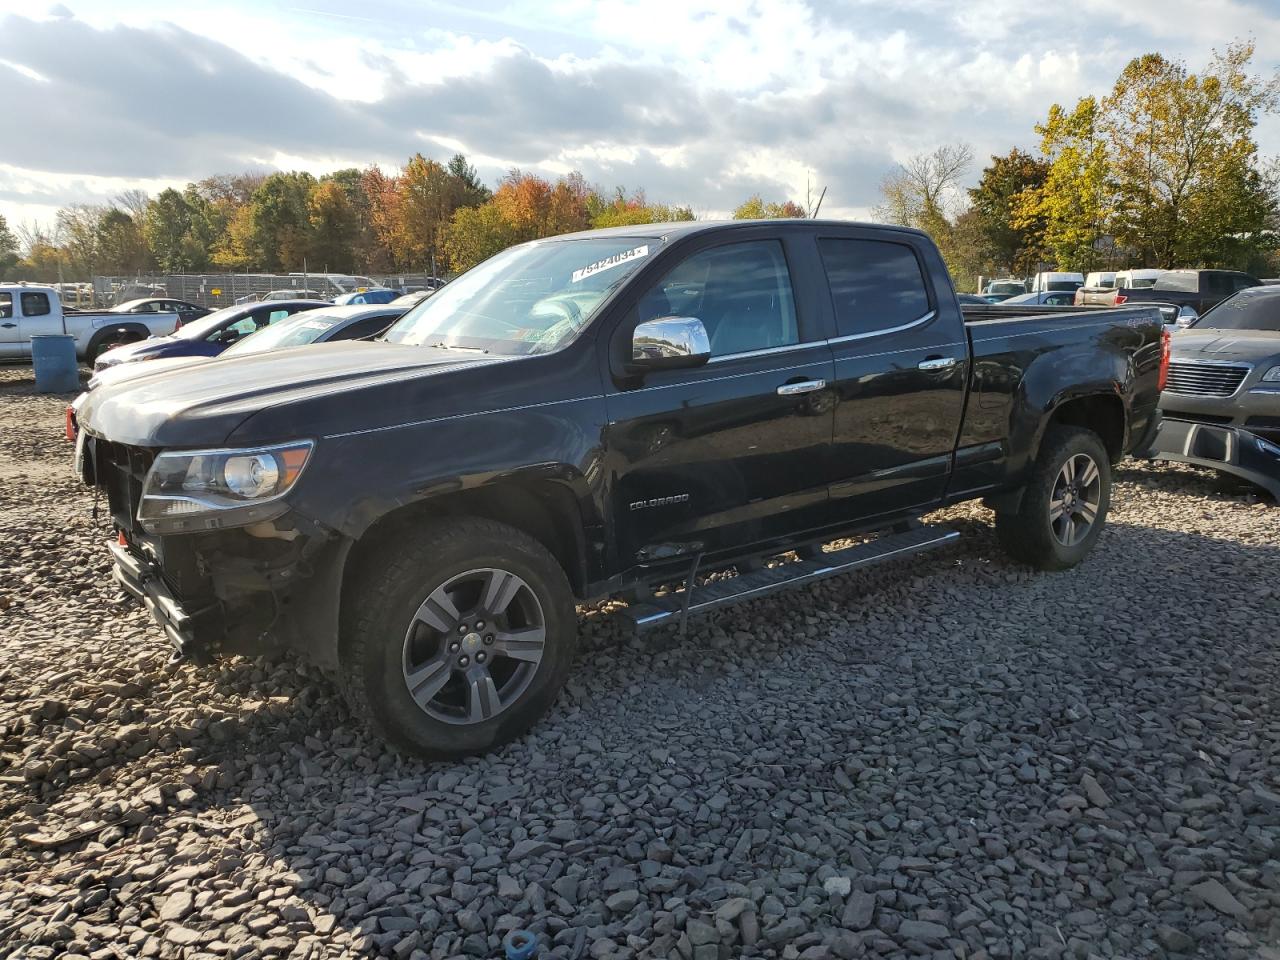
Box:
109;538;218;663
1138;417;1280;500
106;519;351;668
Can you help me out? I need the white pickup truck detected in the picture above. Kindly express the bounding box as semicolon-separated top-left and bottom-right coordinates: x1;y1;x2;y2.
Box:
0;284;181;363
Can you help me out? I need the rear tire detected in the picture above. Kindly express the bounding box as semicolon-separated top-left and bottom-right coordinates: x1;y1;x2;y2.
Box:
340;518;577;759
996;426;1111;571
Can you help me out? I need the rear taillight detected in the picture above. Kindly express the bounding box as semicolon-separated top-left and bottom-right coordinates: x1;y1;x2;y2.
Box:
1158;326;1171;391
1114;293;1127;304
65;405;76;441
173;318;184;330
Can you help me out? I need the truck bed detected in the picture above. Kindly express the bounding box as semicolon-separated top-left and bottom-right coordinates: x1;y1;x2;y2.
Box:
961;302;1179;326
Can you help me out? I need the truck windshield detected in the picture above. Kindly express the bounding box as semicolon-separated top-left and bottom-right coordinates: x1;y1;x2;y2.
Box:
384;237;658;355
1194;288;1280;331
172;305;244;340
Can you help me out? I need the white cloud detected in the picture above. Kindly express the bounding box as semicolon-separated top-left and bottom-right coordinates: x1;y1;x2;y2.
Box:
1;0;1279;233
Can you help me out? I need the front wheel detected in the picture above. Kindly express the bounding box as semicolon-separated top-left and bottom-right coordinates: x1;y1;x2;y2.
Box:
340;518;577;759
996;426;1112;571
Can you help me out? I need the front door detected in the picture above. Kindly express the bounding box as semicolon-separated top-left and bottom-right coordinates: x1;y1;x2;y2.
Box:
604;236;835;568
16;290;61;356
0;292;19;358
819;232;968;521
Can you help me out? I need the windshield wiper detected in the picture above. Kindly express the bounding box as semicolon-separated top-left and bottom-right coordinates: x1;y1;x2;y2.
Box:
427;342;488;354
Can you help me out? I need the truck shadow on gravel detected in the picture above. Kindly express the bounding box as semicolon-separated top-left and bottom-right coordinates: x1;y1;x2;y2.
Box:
103;512;1279;960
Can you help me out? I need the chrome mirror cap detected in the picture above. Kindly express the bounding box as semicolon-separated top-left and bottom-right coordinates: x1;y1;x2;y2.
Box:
630;316;712;370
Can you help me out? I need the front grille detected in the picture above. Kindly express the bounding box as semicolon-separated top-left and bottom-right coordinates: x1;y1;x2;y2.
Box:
88;437;155;533
1164;361;1249;397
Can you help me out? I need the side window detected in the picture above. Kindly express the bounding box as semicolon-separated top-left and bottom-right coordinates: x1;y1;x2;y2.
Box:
638;240;798;357
1206;273;1233;296
21;292;51;317
1233;275;1257;292
334;314;395;340
0;293;11;319
265;309;291;325
818;238;931;337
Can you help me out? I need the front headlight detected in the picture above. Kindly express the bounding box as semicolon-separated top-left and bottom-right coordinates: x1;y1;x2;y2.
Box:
1261;365;1280;382
138;441;313;534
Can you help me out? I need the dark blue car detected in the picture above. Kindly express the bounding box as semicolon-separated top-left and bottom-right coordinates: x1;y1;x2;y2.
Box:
92;299;329;371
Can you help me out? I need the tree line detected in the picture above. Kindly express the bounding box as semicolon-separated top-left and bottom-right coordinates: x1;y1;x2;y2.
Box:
879;43;1280;289
0;157;800;283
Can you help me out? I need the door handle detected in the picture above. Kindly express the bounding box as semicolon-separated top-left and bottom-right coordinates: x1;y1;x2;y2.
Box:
918;356;958;371
777;379;826;396
0;322;15;329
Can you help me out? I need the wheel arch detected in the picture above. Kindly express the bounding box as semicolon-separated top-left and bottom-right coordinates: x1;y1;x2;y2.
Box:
1039;392;1126;463
85;322;151;359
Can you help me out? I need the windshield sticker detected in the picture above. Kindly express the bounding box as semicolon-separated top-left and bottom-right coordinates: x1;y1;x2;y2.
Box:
572;245;649;284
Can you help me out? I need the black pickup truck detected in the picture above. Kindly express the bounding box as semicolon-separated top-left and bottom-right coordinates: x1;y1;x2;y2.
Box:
76;221;1170;758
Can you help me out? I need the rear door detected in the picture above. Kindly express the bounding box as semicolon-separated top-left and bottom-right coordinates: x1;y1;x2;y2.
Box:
604;232;836;567
820;230;968;521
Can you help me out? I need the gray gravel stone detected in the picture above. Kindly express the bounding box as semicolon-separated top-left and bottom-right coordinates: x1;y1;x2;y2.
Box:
0;368;1276;960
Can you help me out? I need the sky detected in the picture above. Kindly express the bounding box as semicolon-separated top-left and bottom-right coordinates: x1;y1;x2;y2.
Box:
1;0;1279;239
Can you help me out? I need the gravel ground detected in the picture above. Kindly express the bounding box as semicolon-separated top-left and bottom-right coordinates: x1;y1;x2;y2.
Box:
1;363;1278;960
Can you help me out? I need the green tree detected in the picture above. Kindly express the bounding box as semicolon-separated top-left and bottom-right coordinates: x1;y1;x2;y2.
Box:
443;202;522;272
1016;97;1112;273
1103;43;1280;267
732;194;806;219
145;188;197;271
0;215;18;276
308;180;359;273
447;153;492;207
968;148;1049;274
228;171;316;271
95;207;148;274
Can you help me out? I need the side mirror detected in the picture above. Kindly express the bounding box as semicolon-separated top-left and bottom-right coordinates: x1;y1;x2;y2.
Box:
629;316;711;372
1177;305;1198;328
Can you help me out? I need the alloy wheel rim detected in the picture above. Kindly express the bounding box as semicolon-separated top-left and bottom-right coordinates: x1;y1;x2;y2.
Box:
1049;453;1101;547
401;567;546;725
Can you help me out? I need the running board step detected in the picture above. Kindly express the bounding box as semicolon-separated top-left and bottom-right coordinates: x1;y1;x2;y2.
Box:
625;525;960;632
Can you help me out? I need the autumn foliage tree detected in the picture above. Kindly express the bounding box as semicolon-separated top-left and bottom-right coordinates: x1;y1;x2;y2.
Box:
732;195;806;219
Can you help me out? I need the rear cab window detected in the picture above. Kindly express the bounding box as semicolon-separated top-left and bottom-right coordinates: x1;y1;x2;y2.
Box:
817;238;932;337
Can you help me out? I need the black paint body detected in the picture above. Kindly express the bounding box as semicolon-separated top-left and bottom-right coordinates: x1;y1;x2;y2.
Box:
77;221;1167;666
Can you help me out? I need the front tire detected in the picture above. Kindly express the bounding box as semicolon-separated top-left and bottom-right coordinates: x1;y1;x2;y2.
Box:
341;518;577;759
996;426;1111;571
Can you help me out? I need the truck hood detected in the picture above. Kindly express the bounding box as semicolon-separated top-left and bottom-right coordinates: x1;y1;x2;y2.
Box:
79;341;507;447
1172;330;1280;362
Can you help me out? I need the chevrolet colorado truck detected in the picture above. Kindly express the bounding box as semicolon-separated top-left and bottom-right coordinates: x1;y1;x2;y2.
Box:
75;221;1169;758
0;284;181;362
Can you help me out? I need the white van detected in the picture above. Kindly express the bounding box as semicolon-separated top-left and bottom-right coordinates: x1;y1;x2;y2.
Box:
1114;269;1162;289
1030;271;1085;293
1084;271;1116;289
